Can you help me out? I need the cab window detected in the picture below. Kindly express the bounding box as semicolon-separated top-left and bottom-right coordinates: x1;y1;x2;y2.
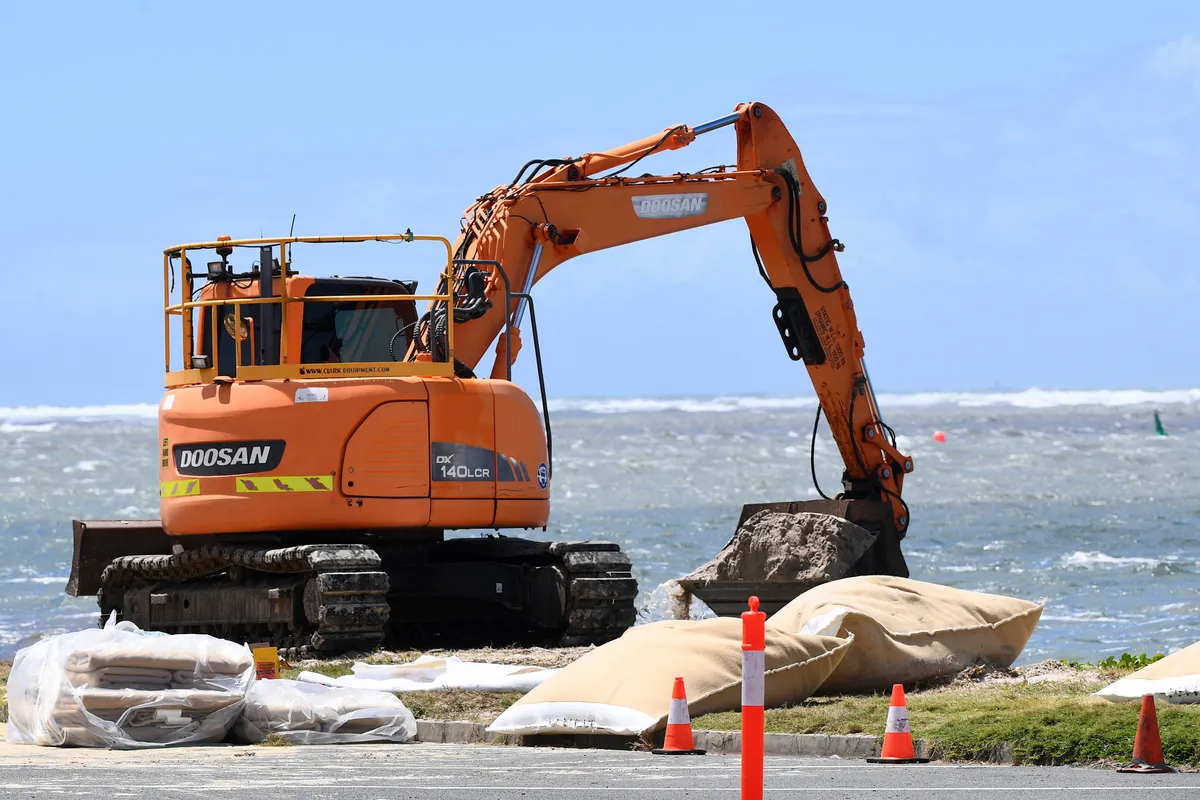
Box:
300;279;417;364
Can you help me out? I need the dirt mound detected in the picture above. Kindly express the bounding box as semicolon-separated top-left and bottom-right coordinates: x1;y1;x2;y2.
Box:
679;511;876;584
951;659;1020;686
1018;659;1103;685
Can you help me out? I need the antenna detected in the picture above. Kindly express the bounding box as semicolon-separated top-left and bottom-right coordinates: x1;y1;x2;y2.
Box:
289;214;296;237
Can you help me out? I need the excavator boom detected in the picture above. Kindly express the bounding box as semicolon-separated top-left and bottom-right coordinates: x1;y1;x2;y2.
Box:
424;102;912;553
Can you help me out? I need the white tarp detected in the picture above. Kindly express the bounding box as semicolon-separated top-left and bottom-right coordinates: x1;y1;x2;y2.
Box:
298;655;558;694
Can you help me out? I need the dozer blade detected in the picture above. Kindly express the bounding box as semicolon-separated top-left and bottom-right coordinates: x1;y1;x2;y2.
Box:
66;519;172;597
676;498;909;617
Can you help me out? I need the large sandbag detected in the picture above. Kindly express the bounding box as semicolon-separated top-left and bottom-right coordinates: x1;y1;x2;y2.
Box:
766;576;1043;693
486;617;851;736
1094;641;1200;704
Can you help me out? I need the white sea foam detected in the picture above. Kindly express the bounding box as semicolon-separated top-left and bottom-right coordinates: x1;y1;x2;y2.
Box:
547;388;1200;415
1;388;1194;422
639;580;717;623
0;422;57;433
1;576;68;585
1062;551;1168;568
62;461;103;473
0;404;158;423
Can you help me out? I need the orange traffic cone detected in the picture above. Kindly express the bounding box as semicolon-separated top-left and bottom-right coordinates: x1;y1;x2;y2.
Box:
1117;694;1175;773
867;684;930;764
652;677;706;755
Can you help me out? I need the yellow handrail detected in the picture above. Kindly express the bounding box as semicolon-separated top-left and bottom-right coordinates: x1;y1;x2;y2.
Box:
164;232;451;255
163;232;457;388
165;292;449;313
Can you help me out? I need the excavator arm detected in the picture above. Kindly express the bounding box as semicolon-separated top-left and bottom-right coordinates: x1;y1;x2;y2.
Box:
417;101;912;542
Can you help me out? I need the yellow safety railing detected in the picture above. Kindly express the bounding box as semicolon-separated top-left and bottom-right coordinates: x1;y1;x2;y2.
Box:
162;233;456;388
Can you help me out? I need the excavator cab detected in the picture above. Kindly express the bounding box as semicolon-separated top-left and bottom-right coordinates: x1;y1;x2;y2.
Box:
193;270;421;378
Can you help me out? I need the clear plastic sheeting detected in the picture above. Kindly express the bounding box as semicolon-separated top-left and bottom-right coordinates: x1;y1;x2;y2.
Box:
7;617;253;748
298;655;558;693
230;679;417;744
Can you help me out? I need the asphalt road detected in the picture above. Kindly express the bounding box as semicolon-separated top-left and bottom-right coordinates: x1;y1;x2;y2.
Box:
1;741;1197;799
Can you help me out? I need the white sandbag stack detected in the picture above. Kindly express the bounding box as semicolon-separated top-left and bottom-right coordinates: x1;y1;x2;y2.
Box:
231;679;417;744
1094;641;1200;704
7;622;253;748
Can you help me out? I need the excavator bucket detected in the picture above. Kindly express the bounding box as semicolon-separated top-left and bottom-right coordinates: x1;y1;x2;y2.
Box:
675;499;909;617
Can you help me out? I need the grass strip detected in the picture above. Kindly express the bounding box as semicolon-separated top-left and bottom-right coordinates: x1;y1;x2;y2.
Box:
693;679;1200;767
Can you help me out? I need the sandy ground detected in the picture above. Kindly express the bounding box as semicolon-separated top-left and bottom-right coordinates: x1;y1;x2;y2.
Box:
289;646;594;672
940;659;1105;689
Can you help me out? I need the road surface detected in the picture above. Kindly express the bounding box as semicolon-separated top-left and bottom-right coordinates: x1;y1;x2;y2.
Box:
0;739;1196;799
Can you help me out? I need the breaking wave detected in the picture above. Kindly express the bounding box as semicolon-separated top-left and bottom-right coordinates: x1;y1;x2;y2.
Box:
0;404;159;423
1;387;1196;423
547;388;1199;415
1061;551;1180;569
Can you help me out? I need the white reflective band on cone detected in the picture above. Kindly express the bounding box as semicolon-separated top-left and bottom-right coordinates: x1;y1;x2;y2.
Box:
668;697;691;724
742;650;765;707
885;705;911;733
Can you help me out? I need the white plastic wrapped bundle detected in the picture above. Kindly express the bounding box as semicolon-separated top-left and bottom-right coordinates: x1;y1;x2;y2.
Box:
7;619;253;748
230;679;417;744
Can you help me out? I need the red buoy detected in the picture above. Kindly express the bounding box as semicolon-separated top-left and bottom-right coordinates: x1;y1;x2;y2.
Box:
932;431;946;443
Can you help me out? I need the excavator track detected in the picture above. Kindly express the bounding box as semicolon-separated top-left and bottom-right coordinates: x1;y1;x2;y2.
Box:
550;541;639;647
97;544;390;658
90;537;639;655
385;537;640;648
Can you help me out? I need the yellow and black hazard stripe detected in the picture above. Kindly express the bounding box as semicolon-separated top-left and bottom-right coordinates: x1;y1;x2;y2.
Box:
160;479;201;497
235;475;334;493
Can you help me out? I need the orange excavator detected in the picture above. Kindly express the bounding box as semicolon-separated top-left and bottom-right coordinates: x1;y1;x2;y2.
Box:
65;101;913;655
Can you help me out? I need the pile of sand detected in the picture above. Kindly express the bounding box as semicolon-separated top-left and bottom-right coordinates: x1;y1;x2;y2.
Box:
679;511;876;585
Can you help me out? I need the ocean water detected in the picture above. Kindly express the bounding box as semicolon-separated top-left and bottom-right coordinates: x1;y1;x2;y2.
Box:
1;388;1198;664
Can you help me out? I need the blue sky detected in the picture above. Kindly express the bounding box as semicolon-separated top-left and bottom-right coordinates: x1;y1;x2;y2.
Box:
1;2;1197;406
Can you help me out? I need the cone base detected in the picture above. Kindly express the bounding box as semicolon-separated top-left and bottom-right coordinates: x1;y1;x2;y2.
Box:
651;748;706;755
867;757;931;764
1117;758;1175;774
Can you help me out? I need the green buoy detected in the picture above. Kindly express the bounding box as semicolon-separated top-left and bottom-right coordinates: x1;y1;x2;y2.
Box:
1154;410;1168;436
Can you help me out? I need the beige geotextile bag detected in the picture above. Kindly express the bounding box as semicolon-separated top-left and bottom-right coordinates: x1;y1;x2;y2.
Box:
767;576;1043;694
1094;641;1200;704
486;617;851;736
